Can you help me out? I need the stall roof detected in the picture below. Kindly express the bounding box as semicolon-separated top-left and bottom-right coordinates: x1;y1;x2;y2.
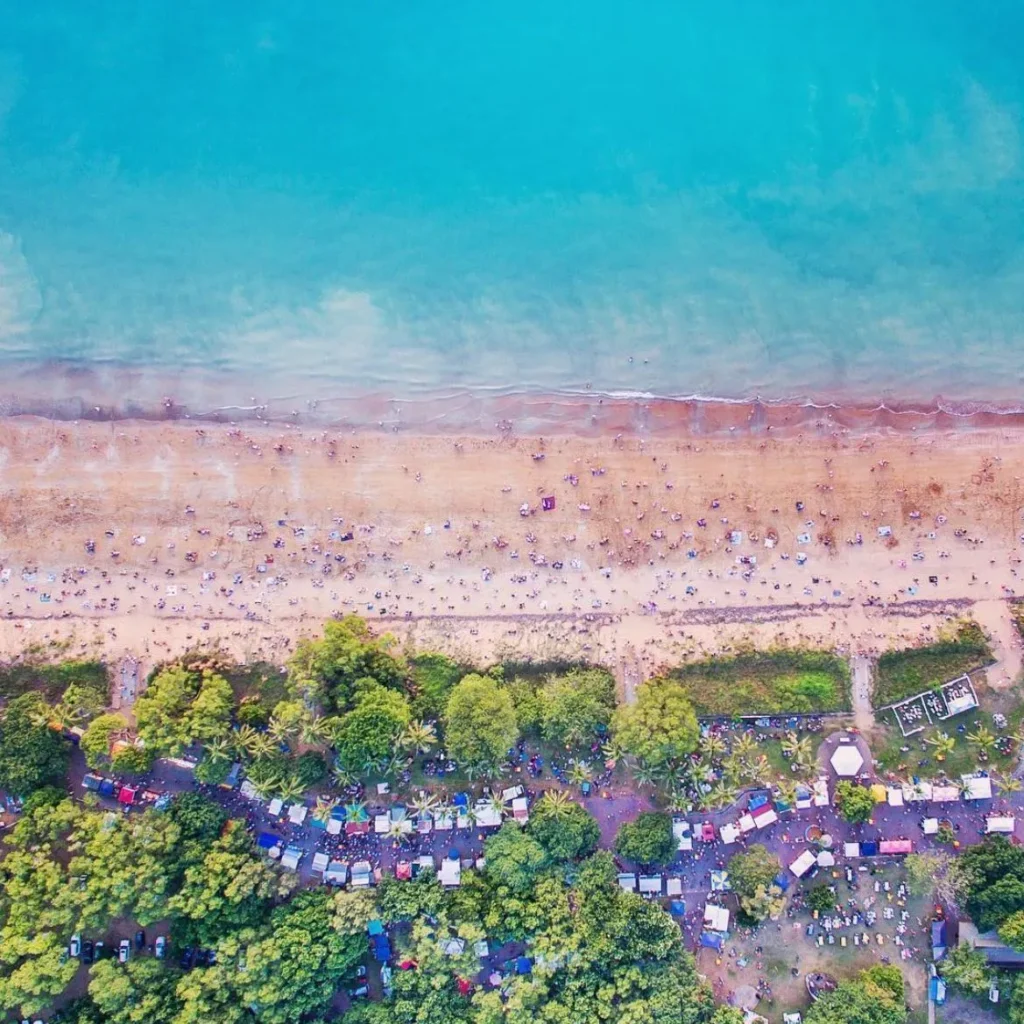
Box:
639;875;663;894
987;816;1016;834
700;932;724;950
312;852;329;874
473;802;503;828
879;839;913;855
932;785;960;803
720;823;741;844
817;851;835;867
812;779;830;807
843;842;860;857
830;744;864;777
439;858;462;887
738;814;757;834
326;817;342;835
962;775;993;800
257;831;281;850
922;818;939;835
887;788;904;807
324;860;348;885
267;798;283;816
617;873;638;892
754;808;778;828
287;804;307;825
789;850;817;877
703;905;730;932
281;845;303;871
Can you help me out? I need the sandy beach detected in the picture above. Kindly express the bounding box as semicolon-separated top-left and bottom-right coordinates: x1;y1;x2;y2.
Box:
1;414;1023;691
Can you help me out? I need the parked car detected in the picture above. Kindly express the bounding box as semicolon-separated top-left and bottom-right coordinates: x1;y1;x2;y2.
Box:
349;985;369;999
94;940;105;960
154;936;167;959
82;940;94;965
180;947;195;969
118;939;130;963
134;930;146;951
69;935;81;958
355;965;368;980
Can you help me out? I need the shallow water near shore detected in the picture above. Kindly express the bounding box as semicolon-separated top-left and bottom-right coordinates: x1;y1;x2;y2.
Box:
1;0;1023;418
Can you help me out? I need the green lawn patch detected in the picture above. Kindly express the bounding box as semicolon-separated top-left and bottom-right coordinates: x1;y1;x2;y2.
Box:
667;650;851;716
873;621;992;707
0;657;108;703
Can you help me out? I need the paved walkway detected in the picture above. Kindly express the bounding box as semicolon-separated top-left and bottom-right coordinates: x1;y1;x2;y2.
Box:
851;655;875;733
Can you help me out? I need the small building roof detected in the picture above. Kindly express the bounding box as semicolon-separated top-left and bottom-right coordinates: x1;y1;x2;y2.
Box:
829;744;863;777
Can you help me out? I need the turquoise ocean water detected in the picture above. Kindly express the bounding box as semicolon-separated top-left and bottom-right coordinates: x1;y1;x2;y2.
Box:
0;1;1023;416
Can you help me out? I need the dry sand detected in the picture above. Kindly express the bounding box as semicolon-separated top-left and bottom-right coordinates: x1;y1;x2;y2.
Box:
1;416;1023;695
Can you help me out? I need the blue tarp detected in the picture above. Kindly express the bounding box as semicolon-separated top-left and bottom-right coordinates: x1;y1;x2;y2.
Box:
368;920;384;936
372;934;392;962
860;841;878;857
670;900;686;915
773;873;792;892
700;932;724;950
330;806;346;821
453;792;469;808
748;793;769;811
515;956;533;975
256;832;280;850
932;921;947;948
98;779;116;797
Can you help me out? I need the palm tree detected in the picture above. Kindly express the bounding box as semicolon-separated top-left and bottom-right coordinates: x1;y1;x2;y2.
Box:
268;716;296;747
995;774;1023;800
298;715;327;747
487;793;506;818
699;734;727;762
925;730;957;762
204;736;233;764
601;739;623;766
385;819;411;846
248;733;278;761
275;774;306;805
632;762;661;788
567;760;593;787
232;725;257;758
774;776;798;807
47;702;84;731
967;726;998;761
461;804;479;829
782;733;814;769
362;755;387;777
703;781;737;811
344;800;369;823
400;720;438;757
313;796;340;826
732;733;759;762
745;755;771;786
252;774;282;801
331;763;358;789
411;792;441;817
665;784;690;813
722;755;746;788
538;790;573;817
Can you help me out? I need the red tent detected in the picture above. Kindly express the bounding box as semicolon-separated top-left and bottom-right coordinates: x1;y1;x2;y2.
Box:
117;786;137;805
700;822;716;842
456;978;473;996
345;821;371;836
879;839;913;855
395;860;413;880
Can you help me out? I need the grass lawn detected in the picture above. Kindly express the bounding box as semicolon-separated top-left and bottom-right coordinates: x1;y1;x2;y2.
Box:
667;650;851;716
223;661;290;708
873;621;992;708
0;656;108;702
871;676;1024;778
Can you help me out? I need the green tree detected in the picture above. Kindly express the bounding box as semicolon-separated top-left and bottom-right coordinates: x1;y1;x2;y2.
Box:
88;957;180;1024
939;942;992;996
376;874;446;925
728;844;784;922
408;652;464;720
168;820;294;946
61;681;109;722
834;780;875;824
193;752;232;785
293;749;328;788
1002;910;1024;951
333;682;411;771
165;792;227;847
904;850;965;904
330;889;378;934
505;677;544;733
444;674;519;771
972;876;1024;932
483;822;550;893
80;711;128;769
613;812;676;867
539;669;615;749
135;665;201;755
111;744;156;775
287;616;404;711
527;797;600;862
0;692;70;795
806;884;836;915
184;671;234;744
804;968;906;1024
611;678;699;766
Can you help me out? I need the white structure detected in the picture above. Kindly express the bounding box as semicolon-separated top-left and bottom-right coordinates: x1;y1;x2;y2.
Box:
932;785;960;803
617;873;637;892
374;813;390;834
986;816;1016;834
817;851;835;868
673;820;693;852
324;860;347;885
962;775;993;800
287;804;307;826
639;875;663;895
886;788;904;807
474;801;503;828
280;846;302;871
511;796;530;824
922;818;939;835
703;905;730;932
311;852;329;874
439;858;462;887
720;823;740;845
326;817;342;836
737;814;757;834
789;850;817;878
829;743;863;777
843;842;860;857
812;779;830;807
267;798;283;816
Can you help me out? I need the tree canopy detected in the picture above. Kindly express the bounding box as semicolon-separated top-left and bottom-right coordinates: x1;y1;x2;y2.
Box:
728;844;784;922
614;812;676;867
611;678;698;766
538;668;615;749
444;674;519;772
0;692;69;796
834;780;875;824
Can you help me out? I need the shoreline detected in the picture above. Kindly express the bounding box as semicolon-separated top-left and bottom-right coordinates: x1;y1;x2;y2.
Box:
4;360;1024;436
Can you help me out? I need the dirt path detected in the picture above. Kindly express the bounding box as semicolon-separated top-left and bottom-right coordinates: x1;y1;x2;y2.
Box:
851;654;875;733
972;599;1023;689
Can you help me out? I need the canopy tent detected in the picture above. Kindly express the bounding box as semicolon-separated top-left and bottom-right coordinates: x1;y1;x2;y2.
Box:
511;796;530;823
700;932;724;950
789;851;817;878
829;744;863;777
922;818;939;835
311;852;329;874
843;842;860;857
281;845;303;871
673;820;693;851
986;816;1016;834
754;808;778;829
703;905;730;932
738;814;757;834
887;788;904;807
639;875;663;895
720;823;740;845
812;779;830;807
710;870;730;892
326;816;342;835
879;839;913;855
350;861;373;887
817;851;835;867
434;809;455;831
324;860;347;885
439;858;462;887
374;814;390;834
962;775;993;800
932;785;960;803
473;802;503;828
267;798;283;816
617;873;638;892
287;803;307;825
903;781;933;802
666;877;683;897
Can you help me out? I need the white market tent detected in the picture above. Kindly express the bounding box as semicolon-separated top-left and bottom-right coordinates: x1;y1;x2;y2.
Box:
374;814;390;834
987;816;1016;834
439;858;462;887
817;851;835;868
639;875;663;895
754;809;778;829
710;870;730;892
789;850;817;878
932;785;960;803
666;877;683;897
703;905;730;932
281;846;302;871
843;842;860;857
324;860;347;885
474;801;503;828
287;804;307;826
962;775;993;800
267;798;283;817
617;873;638;892
720;823;740;845
434;810;454;831
812;779;830;807
738;814;757;834
886;788;904;807
326;817;342;835
312;852;329;874
922;818;939;835
239;780;260;800
903;781;933;802
502;785;525;803
673;820;693;852
511;796;530;823
829;744;863;777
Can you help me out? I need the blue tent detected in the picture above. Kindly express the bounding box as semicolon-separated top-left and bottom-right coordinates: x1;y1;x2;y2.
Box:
700;932;724;950
669;900;686;916
372;934;392;962
748;793;769;811
453;792;469;809
773;872;791;892
330;805;346;821
98;779;116;797
515;956;533;975
860;841;878;857
256;832;280;850
367;919;384;936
